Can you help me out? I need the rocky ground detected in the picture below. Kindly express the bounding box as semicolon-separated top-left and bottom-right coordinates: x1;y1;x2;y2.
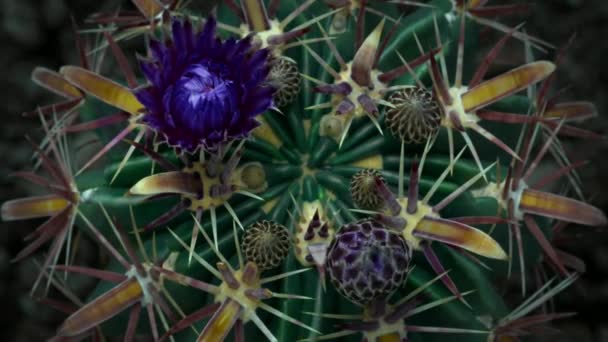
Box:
0;0;607;340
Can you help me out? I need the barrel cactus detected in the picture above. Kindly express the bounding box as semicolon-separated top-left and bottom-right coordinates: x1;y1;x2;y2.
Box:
2;0;606;341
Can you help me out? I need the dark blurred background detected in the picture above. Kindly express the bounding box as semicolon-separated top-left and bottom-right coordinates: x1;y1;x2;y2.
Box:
0;0;607;341
1;1;114;340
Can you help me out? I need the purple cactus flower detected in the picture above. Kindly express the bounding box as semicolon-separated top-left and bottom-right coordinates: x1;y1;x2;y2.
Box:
136;17;274;152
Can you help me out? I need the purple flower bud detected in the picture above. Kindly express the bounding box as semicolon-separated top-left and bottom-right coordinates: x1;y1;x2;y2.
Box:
326;219;412;306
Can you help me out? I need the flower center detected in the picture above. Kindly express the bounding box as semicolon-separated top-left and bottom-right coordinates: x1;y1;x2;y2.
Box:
168;62;239;138
180;63;234;109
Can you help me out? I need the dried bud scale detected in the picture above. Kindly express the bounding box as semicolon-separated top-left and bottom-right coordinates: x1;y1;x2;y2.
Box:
385;87;442;144
242;220;291;271
294;201;335;273
350;169;386;210
268;56;301;108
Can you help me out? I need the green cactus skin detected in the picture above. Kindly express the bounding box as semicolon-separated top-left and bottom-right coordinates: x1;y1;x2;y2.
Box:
2;0;606;341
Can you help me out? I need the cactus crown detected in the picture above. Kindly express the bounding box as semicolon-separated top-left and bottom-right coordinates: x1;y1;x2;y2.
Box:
2;0;606;341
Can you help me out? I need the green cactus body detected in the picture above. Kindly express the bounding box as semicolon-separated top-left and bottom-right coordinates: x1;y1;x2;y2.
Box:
2;0;606;341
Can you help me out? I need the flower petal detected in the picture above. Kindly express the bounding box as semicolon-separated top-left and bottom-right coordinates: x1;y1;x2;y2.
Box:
32;67;83;99
351;19;385;87
519;188;607;226
543;101;597;121
57;278;143;337
129;171;201;197
61;66;144;115
198;299;243;342
462;61;555;112
241;0;271;32
413;216;507;259
1;195;70;221
131;0;164;19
